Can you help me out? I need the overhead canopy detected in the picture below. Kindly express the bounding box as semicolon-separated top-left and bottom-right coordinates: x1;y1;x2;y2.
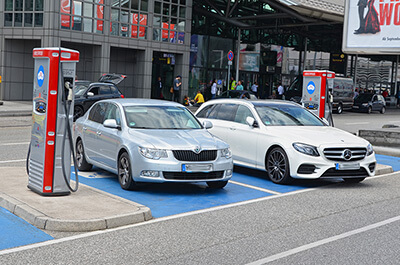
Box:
192;0;397;62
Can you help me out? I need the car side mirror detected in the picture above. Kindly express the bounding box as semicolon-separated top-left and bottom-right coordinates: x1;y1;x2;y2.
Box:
103;119;120;130
203;120;213;129
246;116;258;128
87;92;94;97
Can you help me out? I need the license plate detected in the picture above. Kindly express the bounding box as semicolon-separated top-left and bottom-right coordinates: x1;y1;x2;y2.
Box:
353;106;359;109
335;163;360;170
182;164;213;172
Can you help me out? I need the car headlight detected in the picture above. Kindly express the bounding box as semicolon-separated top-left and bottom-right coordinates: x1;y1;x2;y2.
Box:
366;144;374;156
221;148;232;159
362;103;369;107
292;143;320;157
139;147;168;160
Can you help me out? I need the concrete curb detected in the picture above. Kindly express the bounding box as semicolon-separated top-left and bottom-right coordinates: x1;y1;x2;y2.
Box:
0;182;152;232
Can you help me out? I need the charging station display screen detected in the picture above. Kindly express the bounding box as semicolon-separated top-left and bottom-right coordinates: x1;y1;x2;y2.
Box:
302;76;321;113
31;58;50;167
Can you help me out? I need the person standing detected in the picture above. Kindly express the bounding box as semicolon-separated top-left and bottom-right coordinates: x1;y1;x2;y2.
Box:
155;76;163;99
251;81;258;98
277;83;284;99
211;79;217;99
230;77;236;90
236;80;243;90
172;75;182;103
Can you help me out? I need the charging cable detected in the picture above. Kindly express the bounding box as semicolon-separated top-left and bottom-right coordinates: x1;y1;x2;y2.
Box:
60;51;79;192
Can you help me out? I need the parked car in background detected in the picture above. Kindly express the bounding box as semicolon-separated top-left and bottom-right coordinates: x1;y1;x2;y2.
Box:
286;76;355;113
74;99;233;190
352;93;386;114
195;99;376;184
216;90;257;100
73;74;126;121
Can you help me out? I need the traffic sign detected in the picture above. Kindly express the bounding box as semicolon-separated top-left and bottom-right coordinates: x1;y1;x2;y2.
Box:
227;50;234;61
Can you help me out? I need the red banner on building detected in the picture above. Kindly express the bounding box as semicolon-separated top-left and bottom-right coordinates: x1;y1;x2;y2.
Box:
96;0;104;31
131;14;147;38
60;0;74;28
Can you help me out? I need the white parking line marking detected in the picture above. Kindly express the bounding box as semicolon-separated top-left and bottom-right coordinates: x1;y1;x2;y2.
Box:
1;172;396;256
0;188;316;256
246;215;400;265
229;180;281;195
0;159;26;164
0;142;29;146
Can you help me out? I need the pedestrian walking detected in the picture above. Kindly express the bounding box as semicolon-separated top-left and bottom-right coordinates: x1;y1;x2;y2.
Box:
277;83;284;99
172;75;182;103
211;79;217;99
251;81;258;98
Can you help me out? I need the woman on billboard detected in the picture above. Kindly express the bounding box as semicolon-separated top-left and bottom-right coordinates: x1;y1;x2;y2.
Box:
354;0;380;34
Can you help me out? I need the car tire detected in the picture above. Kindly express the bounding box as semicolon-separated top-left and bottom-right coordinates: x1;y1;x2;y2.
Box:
367;106;372;114
118;152;137;190
337;103;343;114
74;106;84;121
76;139;92;171
343;177;365;183
207;180;228;189
380;106;386;114
266;147;292;184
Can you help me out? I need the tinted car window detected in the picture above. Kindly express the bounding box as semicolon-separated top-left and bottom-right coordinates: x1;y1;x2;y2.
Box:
110;86;120;94
88;102;107;124
99;86;111;95
207;104;222;119
215;104;238;121
89;87;100;95
196;104;215;118
234;105;254;124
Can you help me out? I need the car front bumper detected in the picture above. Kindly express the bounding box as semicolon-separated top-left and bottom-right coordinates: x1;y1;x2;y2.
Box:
131;150;233;183
288;149;376;180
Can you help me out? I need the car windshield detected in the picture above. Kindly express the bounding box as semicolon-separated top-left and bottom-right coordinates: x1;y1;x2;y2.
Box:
355;93;373;102
124;106;202;129
254;104;325;126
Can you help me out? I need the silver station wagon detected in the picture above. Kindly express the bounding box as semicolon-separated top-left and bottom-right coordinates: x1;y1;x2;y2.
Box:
74;98;233;190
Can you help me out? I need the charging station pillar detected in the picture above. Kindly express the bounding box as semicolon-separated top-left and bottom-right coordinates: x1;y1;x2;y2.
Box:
301;70;335;121
28;47;79;195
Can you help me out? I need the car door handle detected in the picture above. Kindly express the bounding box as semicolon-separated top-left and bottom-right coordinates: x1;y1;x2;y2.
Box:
229;127;236;131
83;127;87;131
96;131;102;136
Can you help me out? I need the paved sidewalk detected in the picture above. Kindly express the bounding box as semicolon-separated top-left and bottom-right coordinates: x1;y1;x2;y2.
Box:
0;167;152;232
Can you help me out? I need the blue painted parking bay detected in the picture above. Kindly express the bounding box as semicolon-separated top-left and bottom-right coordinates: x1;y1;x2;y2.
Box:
0;207;53;251
74;166;322;218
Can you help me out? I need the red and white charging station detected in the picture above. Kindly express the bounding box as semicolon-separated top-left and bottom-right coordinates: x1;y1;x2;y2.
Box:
301;70;335;122
28;47;79;195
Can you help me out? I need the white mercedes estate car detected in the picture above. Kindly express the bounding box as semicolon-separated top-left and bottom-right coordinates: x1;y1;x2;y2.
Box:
74;99;233;190
195;99;376;184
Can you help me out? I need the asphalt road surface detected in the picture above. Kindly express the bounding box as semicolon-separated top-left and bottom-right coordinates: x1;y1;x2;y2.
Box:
1;111;400;264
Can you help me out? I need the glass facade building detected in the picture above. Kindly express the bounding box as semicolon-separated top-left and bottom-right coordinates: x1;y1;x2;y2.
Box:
0;0;192;100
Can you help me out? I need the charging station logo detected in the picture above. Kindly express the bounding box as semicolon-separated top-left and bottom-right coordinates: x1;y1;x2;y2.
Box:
37;66;45;87
306;81;316;95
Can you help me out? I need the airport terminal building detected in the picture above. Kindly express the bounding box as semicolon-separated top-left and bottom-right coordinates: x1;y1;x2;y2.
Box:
0;0;192;100
1;0;397;101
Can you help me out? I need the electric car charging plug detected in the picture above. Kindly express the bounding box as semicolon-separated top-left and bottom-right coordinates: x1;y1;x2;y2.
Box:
65;81;73;102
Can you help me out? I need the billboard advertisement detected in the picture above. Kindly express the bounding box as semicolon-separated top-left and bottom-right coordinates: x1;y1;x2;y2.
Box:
343;0;400;54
